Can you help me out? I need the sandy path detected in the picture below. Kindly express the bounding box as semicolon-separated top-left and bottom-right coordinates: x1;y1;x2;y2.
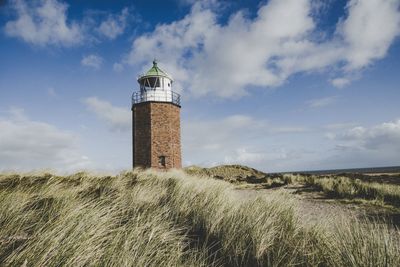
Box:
233;184;363;226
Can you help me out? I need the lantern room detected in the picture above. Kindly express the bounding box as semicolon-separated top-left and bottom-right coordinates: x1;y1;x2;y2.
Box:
133;60;180;106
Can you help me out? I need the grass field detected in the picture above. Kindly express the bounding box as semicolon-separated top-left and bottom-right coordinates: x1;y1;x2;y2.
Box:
0;168;399;266
186;165;400;208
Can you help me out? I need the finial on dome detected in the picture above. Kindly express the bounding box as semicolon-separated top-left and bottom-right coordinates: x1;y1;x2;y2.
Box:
153;59;157;67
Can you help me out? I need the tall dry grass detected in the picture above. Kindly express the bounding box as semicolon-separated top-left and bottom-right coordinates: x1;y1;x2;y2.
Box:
283;174;400;206
0;171;209;266
0;170;399;266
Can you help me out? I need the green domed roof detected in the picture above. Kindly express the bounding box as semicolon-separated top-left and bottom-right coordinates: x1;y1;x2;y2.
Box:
139;60;173;80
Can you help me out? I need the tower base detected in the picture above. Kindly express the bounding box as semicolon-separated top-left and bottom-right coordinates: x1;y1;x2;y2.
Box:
132;101;181;169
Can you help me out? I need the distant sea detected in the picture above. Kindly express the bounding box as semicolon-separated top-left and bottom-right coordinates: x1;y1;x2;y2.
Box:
287;166;400;175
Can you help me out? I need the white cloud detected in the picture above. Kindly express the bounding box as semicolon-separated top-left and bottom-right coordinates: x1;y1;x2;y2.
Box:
113;63;124;72
81;54;103;69
4;0;83;46
182;114;400;171
183;114;309;169
338;0;400;71
307;96;337;108
224;147;301;166
317;119;400;169
310;0;334;16
0;108;90;172
97;7;129;39
4;1;134;47
330;77;351;88
224;148;267;165
83;97;130;131
336;119;400;151
126;0;400;98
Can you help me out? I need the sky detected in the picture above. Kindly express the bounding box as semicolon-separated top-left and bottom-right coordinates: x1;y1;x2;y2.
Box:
0;0;399;173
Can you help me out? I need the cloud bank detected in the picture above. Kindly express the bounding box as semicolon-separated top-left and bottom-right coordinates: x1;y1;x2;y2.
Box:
182;114;309;168
335;119;400;151
4;0;83;46
4;0;132;47
0;108;90;172
127;0;400;98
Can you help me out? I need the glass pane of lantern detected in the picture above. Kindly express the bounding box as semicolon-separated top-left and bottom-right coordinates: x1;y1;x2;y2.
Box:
147;77;160;88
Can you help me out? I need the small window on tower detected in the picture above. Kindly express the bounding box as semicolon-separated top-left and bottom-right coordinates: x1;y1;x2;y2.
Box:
158;156;166;167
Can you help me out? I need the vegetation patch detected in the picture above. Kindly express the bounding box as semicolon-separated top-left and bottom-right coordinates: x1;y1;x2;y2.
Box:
185;165;400;208
184;165;284;187
0;169;399;266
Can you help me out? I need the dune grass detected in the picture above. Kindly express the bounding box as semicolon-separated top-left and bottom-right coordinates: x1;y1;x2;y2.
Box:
185;165;400;207
185;165;270;184
0;169;399;266
282;174;400;207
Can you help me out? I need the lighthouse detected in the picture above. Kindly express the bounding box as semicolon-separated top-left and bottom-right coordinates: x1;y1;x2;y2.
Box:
131;60;182;169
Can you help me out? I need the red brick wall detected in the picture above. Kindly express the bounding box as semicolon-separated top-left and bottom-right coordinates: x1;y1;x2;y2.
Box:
132;102;181;169
132;104;152;167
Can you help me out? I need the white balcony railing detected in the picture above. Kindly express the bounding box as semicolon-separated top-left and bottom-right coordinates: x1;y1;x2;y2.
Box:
132;90;181;107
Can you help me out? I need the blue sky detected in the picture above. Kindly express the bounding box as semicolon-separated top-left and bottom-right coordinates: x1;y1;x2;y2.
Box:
0;0;399;173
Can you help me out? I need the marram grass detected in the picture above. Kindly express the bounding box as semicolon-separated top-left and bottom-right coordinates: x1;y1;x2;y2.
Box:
0;169;399;266
282;173;400;207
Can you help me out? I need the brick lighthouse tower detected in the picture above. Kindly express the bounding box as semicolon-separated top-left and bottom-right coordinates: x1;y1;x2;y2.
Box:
131;60;182;169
